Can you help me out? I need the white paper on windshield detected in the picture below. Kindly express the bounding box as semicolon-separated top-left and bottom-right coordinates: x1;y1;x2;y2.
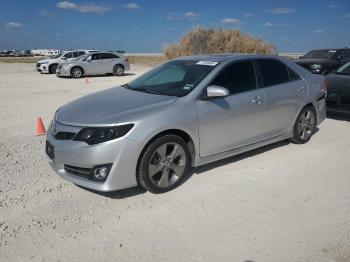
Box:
196;61;218;66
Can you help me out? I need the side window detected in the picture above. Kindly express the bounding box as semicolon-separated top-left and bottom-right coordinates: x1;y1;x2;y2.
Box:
100;53;119;59
64;52;73;59
211;60;257;95
258;59;290;87
99;53;108;59
73;52;79;57
91;54;100;60
78;51;85;56
287;66;302;81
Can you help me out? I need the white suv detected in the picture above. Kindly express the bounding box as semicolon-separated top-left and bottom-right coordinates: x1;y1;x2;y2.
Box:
36;50;98;74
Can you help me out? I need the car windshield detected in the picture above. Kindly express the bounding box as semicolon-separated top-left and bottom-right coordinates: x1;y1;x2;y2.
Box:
336;62;350;75
125;60;218;97
50;53;62;59
302;50;337;59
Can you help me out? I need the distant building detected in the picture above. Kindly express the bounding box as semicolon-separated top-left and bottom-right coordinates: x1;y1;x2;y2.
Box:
31;49;61;56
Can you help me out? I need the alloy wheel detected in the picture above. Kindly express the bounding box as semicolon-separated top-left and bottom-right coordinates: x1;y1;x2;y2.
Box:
297;109;316;141
148;142;186;188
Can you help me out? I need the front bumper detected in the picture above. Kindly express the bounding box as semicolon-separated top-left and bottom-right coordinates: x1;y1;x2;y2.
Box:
46;121;144;192
37;63;49;73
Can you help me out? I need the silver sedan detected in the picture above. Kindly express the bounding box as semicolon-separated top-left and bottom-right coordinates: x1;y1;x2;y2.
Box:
56;52;130;78
46;54;327;193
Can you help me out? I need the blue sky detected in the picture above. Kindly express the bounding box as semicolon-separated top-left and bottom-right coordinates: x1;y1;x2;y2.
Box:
0;0;349;52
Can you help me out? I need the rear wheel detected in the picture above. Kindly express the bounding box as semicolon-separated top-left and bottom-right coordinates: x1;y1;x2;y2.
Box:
113;65;124;76
138;135;191;194
70;67;83;78
49;64;58;74
290;106;316;144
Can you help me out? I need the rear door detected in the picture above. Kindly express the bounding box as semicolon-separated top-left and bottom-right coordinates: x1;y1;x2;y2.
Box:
255;58;307;137
99;53;120;73
195;60;266;157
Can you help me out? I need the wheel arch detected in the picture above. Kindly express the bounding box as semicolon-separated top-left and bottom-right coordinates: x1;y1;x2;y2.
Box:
49;63;58;73
114;63;125;69
70;66;85;76
135;128;196;185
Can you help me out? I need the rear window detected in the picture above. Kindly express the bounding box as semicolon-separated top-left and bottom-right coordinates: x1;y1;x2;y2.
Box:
257;59;290;87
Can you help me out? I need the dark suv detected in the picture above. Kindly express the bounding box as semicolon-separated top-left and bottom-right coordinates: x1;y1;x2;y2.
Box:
295;48;350;75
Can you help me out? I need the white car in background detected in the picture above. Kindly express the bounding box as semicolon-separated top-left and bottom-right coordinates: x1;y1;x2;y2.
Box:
36;50;98;74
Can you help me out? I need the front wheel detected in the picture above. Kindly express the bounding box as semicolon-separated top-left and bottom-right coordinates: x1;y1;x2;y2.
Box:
138;135;191;194
113;65;124;76
290;106;316;144
70;67;83;78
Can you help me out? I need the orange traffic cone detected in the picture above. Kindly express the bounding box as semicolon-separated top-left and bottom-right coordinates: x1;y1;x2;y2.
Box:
36;117;46;136
85;76;90;84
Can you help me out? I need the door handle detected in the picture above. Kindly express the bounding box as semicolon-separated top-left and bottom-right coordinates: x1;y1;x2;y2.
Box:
297;86;306;92
251;96;263;104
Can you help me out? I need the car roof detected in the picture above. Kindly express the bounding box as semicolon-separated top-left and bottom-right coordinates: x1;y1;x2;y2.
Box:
174;53;282;62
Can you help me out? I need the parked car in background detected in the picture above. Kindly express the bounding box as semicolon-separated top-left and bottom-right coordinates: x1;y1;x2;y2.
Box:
0;51;9;57
8;51;21;57
326;61;350;115
56;52;130;78
36;50;98;74
46;54;326;194
295;48;350;75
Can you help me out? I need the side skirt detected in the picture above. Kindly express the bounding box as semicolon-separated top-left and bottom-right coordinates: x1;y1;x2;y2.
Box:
195;133;290;167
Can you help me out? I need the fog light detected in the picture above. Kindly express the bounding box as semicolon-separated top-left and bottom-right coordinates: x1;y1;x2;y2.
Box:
91;164;112;182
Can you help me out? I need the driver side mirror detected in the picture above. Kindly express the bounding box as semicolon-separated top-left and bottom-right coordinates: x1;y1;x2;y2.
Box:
203;85;229;99
62;57;67;60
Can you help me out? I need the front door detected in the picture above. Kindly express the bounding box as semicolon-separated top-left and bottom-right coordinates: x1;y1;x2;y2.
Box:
195;60;266;157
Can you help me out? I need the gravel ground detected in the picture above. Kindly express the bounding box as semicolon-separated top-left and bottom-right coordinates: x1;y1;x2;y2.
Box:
0;63;350;262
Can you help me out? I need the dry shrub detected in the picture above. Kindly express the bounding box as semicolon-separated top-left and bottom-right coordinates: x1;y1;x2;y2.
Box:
164;27;276;59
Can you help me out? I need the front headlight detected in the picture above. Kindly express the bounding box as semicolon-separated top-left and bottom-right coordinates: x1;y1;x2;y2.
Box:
310;64;322;70
73;124;134;145
41;62;49;64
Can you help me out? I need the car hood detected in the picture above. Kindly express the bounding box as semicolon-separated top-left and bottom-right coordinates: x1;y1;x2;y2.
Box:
295;58;336;65
57;87;178;126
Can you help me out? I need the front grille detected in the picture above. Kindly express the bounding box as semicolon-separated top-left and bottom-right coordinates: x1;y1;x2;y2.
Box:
64;165;91;179
54;132;76;140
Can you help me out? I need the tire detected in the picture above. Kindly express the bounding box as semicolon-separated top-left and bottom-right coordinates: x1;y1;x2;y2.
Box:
138;135;191;194
113;65;124;76
49;64;58;74
70;67;83;78
290;106;317;144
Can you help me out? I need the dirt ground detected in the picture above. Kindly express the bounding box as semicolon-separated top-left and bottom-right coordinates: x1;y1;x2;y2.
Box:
0;63;350;262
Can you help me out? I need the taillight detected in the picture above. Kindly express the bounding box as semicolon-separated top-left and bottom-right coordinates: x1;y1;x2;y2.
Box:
322;79;329;92
125;58;129;63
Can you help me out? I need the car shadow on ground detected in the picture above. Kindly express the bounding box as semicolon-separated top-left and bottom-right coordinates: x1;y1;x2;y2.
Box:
83;138;292;199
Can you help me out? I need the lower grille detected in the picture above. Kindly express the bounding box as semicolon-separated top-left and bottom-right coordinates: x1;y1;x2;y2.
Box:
54;132;76;140
64;165;91;179
36;63;41;67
